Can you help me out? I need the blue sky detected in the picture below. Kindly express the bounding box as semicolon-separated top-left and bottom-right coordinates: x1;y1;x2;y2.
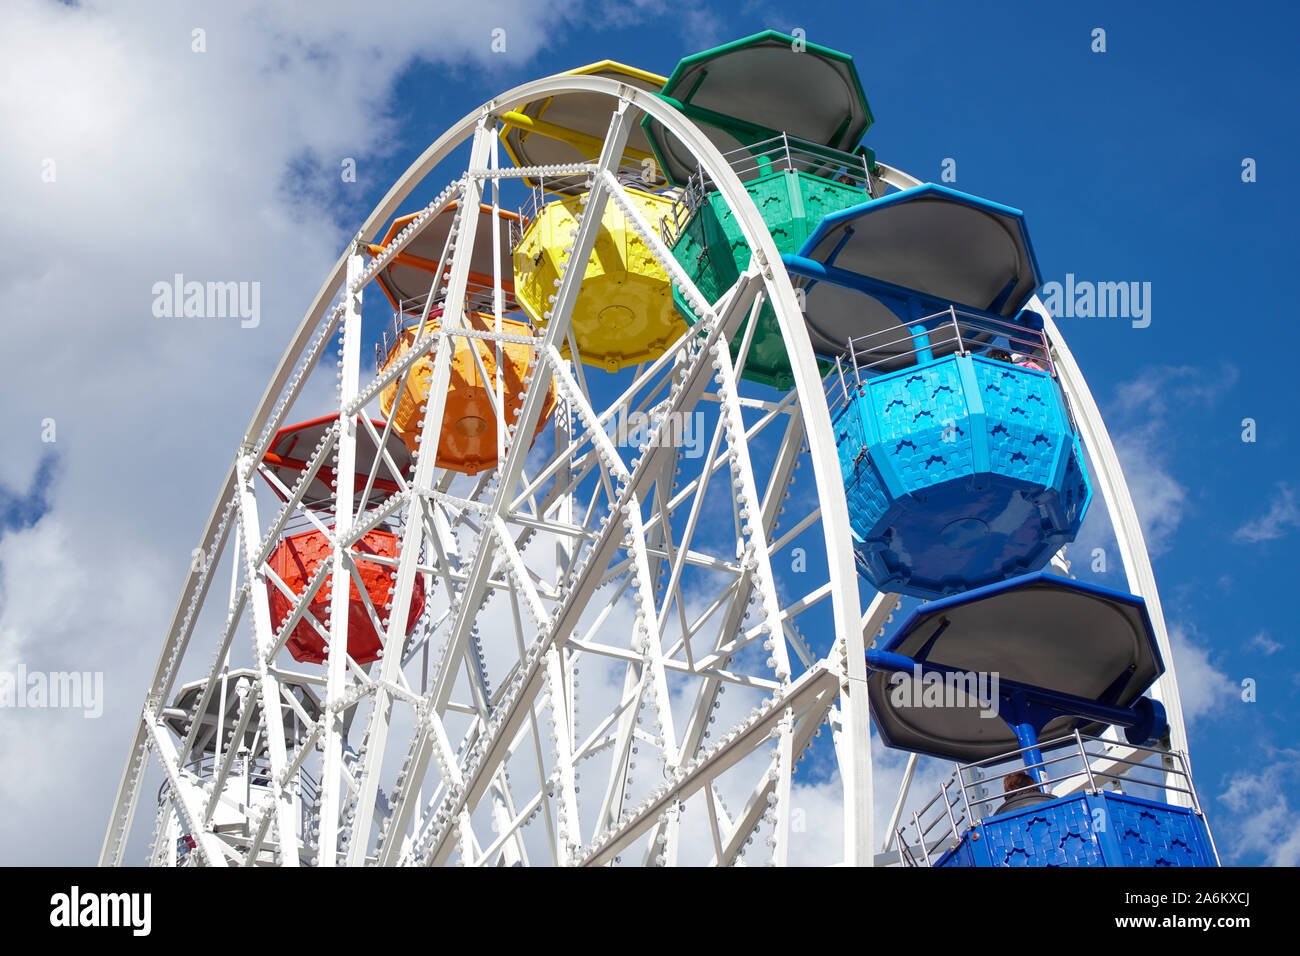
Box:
1;0;1295;865
323;1;1297;863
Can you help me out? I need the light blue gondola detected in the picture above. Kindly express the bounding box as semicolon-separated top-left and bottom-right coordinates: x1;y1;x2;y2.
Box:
791;185;1092;598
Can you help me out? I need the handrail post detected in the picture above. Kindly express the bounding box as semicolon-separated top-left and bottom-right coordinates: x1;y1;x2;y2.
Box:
950;305;964;355
1075;730;1098;794
954;763;976;825
1178;750;1202;814
941;778;961;843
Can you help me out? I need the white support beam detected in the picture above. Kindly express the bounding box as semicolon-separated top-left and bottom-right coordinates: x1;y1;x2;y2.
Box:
387;103;640;865
581;666;839;867
235;457;301;866
317;246;366;865
144;711;230;867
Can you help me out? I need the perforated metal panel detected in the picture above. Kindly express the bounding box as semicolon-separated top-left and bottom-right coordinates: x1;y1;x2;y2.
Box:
834;353;1090;597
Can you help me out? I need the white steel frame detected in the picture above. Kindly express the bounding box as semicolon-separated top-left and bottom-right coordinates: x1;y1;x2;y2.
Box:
100;78;1192;869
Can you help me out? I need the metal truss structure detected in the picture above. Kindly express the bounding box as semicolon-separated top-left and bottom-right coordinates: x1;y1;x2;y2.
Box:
102;75;1191;867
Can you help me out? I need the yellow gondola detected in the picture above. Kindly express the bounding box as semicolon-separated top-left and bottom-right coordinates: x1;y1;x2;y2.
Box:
503;62;687;372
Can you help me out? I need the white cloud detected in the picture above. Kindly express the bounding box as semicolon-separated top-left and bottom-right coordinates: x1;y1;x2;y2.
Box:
1217;750;1300;866
1234;483;1300;544
1249;631;1282;656
1112;364;1239;420
1167;624;1236;724
1105;364;1237;558
1111;431;1187;558
0;0;642;865
779;736;961;866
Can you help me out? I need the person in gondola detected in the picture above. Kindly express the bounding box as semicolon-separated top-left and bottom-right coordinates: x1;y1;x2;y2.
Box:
1010;351;1047;372
994;770;1055;815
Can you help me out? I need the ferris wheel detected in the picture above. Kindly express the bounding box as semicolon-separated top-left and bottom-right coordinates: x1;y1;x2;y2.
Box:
101;32;1217;868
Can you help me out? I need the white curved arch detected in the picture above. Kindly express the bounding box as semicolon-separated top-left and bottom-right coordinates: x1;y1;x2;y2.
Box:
1029;302;1190;768
876;160;1191;792
103;74;873;865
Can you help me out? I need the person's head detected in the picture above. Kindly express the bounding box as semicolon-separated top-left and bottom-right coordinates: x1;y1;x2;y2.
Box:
1004;770;1038;793
987;349;1011;363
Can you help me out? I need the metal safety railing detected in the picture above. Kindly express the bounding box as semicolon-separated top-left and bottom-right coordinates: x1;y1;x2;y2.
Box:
375;280;520;367
893;731;1208;867
511;181;551;246
659;133;874;248
824;306;1056;418
509;163;676;251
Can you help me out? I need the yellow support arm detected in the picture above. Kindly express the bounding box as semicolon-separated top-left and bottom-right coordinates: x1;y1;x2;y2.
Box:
498;110;656;165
